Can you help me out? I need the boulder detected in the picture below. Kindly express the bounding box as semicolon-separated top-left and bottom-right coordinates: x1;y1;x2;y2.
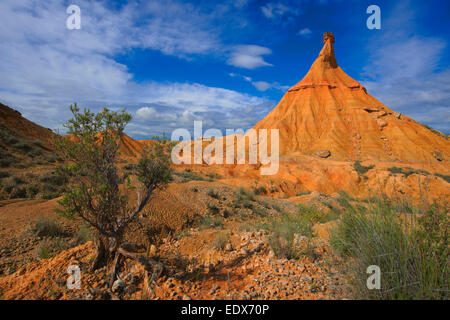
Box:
314;150;331;158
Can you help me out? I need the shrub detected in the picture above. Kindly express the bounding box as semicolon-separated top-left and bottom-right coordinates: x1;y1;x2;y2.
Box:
196;215;223;230
253;186;267;195
123;163;137;171
40;171;67;185
296;191;311;196
253;206;268;217
33;218;64;237
36;245;52;259
76;224;92;244
27;148;42;158
298;204;338;223
207;202;220;215
272;204;281;212
27;185;39;197
13;142;32;152
388;166;430;178
435;173;450;183
213;232;229;250
330;197;448;299
207;188;219;199
353;161;374;176
205;173;221;180
0;156;15;168
42;191;61;200
10;187;27;199
258;211;314;260
174;169;205;182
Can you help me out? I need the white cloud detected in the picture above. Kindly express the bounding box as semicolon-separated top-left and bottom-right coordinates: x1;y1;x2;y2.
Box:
228;73;289;92
252;81;272;91
261;3;291;19
0;0;273;135
228;45;273;69
298;28;312;38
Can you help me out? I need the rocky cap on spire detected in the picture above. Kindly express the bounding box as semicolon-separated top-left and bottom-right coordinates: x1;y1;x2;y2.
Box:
323;32;335;43
289;32;361;91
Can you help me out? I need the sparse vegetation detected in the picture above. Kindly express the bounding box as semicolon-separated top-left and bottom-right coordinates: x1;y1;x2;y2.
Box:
422;123;449;140
207;202;220;215
207;188;219;199
435;173;450;183
36;245;52;259
387;166;430;178
76;224;92;244
205;173;221;180
330;197;449;299
353;160;374;176
196;214;223;230
174;169;206;182
33;218;64;238
258;210;314;260
213;232;229;250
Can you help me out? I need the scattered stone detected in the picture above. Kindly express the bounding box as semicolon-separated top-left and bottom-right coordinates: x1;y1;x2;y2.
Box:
240;248;249;255
112;279;126;293
149;244;158;256
432;151;443;161
314;150;331;158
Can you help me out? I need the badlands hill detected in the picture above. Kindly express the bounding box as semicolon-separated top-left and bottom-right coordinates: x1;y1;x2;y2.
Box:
253;32;449;162
0;102;56;148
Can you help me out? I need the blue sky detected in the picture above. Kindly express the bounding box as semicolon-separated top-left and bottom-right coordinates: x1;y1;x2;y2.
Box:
0;0;449;138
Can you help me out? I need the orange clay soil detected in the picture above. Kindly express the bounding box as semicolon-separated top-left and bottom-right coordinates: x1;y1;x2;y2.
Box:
0;179;351;300
0;102;56;147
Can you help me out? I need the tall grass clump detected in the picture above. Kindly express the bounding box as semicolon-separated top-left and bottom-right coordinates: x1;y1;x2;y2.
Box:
258;210;315;260
330;197;448;300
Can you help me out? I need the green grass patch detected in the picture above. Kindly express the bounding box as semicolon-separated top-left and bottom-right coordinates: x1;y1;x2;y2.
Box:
196;215;224;230
207;188;220;199
33;218;64;238
387;166;430;178
330;197;448;299
213;232;229;250
353;161;375;176
174;169;206;182
434;173;450;183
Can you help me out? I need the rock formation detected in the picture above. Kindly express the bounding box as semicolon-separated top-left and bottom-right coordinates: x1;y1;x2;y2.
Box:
253;33;449;161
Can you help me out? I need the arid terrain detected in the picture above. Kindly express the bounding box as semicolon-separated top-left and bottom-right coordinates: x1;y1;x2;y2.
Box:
0;33;448;300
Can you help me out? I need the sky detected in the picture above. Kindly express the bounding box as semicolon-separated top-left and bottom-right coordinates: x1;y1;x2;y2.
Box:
0;0;449;138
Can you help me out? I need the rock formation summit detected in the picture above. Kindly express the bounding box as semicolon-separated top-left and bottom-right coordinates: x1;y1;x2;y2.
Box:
253;32;449;162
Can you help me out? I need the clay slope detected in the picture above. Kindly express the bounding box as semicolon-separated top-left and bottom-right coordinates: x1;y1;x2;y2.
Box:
253;32;450;162
0;102;56;146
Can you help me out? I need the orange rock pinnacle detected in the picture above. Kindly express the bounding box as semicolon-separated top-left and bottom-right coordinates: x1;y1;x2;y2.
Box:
253;33;449;161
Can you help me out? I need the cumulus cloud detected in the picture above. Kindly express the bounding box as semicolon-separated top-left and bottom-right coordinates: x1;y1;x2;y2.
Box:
360;3;450;133
0;0;274;136
228;45;273;69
